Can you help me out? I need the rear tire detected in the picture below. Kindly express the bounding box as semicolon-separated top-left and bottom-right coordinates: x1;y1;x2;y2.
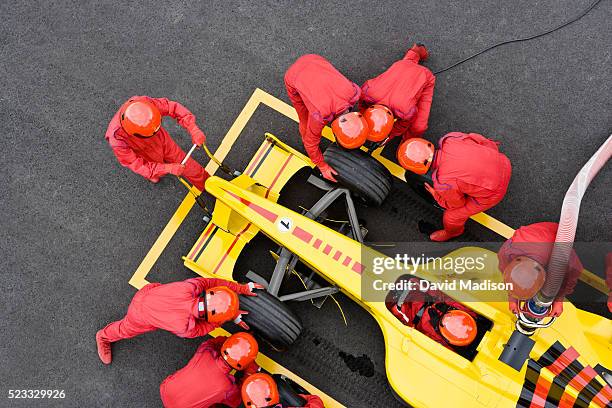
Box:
239;290;302;350
323;144;392;206
273;374;308;407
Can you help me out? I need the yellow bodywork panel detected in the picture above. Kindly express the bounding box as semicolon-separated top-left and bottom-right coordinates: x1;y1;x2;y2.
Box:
184;133;313;281
196;172;611;408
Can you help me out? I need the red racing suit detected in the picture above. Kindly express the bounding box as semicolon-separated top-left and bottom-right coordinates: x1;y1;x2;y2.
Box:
360;49;435;140
98;278;249;342
284;54;361;166
389;278;477;349
160;336;259;408
105;96;209;191
497;222;583;300
429;132;512;236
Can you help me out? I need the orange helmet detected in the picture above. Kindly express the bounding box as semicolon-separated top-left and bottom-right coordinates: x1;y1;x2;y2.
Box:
397;137;435;174
221;332;259;370
439;310;477;347
241;373;280;408
120;99;161;137
503;256;546;300
331;112;368;149
364;105;394;142
203;286;240;324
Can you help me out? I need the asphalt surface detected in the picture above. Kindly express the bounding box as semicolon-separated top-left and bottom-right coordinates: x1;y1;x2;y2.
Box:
1;0;611;407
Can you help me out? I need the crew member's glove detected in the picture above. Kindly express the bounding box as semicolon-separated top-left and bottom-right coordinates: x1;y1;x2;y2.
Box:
233;310;250;330
549;301;564;317
424;183;439;201
191;127;206;146
318;162;338;182
409;43;429;61
166;163;186;176
237;282;264;296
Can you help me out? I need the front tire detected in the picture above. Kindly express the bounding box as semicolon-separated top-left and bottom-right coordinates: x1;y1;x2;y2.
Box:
323;144;392;206
239;290;302;350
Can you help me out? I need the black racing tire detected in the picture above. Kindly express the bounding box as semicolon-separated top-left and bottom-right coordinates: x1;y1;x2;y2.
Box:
239;290;302;350
323;144;392;206
272;374;308;407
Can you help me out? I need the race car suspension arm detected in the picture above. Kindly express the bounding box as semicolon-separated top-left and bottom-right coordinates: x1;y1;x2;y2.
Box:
267;179;363;299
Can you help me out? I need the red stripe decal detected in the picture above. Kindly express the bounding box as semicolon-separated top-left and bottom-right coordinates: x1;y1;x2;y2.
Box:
245;140;269;175
226;190;278;223
323;244;332;255
565;366;598;396
546;347;579;375
265;155;292;198
352;262;364;274
313;239;322;249
212;223;251;274
292;226;313;243
600;383;612;400
188;223;215;259
529;376;551;408
343;256;352;267
593;386;611;407
558;391;575;408
333;250;342;261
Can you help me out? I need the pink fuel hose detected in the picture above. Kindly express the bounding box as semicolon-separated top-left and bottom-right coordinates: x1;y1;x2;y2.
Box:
540;134;612;301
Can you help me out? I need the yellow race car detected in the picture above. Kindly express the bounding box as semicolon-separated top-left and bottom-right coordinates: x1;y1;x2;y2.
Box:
183;133;612;407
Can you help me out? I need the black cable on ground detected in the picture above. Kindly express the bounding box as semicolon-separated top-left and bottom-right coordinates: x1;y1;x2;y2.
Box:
433;0;604;75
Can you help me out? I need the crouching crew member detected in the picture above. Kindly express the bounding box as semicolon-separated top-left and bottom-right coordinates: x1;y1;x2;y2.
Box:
389;278;478;350
360;44;435;142
160;332;259;408
398;132;512;242
284;54;364;182
96;278;262;364
241;373;324;408
105;96;209;191
498;222;584;317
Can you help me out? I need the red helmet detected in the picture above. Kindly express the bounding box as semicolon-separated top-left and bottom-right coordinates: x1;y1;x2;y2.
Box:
397;137;435;174
204;286;240;324
221;332;259;370
439;310;477;347
241;373;280;408
503;256;546;300
364;105;394;142
331;112;368;149
120;99;161;137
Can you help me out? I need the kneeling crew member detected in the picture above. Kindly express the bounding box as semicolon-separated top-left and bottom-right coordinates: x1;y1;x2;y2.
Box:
398;133;512;241
96;278;261;364
498;222;584;317
285;54;364;182
241;373;324;408
105;96;208;191
360;44;435;142
160;332;260;408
